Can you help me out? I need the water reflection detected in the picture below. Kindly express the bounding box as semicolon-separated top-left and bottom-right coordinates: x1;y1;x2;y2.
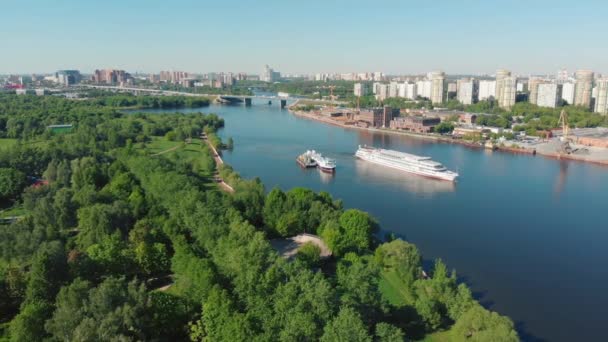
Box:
318;170;335;184
354;159;455;195
554;161;569;195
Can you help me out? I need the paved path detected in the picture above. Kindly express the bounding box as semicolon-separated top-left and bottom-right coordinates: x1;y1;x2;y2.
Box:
201;135;235;193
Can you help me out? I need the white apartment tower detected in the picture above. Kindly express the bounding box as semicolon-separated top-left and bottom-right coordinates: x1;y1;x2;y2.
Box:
354;83;370;97
496;69;516;109
478;80;496;101
561;82;575;105
574;70;594;108
594;78;608;115
536;83;562;108
456;78;479;105
429;71;446;105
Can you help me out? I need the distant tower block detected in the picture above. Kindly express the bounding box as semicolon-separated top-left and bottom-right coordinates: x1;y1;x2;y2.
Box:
280;99;287;108
244;98;252;106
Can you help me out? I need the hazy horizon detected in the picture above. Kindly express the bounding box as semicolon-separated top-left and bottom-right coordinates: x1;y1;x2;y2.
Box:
2;0;607;75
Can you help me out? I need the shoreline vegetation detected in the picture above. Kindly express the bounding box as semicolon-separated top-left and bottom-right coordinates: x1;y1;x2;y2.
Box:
0;93;519;341
288;101;608;167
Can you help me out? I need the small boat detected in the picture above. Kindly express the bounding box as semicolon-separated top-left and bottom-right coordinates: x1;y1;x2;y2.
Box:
297;151;318;168
310;150;336;173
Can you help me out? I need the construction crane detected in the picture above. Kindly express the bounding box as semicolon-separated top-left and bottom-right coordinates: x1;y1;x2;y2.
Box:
558;109;570;140
557;109;573;154
328;85;336;110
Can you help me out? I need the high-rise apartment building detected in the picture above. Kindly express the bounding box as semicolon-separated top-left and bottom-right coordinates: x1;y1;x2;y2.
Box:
556;69;569;83
416;80;432;99
456;78;479;105
429;71;446;104
262;65;281;82
496;69;516;109
574;70;594;108
536;83;562;108
92;69;130;84
404;82;417;100
478;80;496;101
159;71;189;84
389;82;399;98
56;70;81;86
527;77;546;105
354;83;370;97
561;82;575;105
375;84;389;101
594;78;608;115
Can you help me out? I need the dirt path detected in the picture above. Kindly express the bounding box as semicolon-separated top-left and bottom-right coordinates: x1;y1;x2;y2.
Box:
151;144;182;156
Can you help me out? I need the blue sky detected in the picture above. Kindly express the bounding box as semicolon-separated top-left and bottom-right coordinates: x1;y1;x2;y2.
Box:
1;0;607;75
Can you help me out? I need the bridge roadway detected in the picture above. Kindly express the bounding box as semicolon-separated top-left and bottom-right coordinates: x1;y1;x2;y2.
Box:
79;84;290;101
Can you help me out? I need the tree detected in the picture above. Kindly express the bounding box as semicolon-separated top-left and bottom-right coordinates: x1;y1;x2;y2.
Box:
320;306;372;342
190;286;253;342
451;305;519;341
263;188;287;233
338;209;377;252
45;277;153;341
434;121;455;134
24;241;68;305
375;240;422;287
44;278;91;340
0;167;26;202
375;322;405;342
336;254;387;324
9;301;53;342
272;267;336;341
296;242;321;267
76;202;132;249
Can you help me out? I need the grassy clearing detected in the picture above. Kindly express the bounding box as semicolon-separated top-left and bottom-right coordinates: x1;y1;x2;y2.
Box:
0;204;27;219
140;136;182;155
0;138;17;150
417;330;453;342
379;269;414;307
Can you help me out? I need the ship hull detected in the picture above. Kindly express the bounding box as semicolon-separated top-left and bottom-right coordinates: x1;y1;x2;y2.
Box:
319;166;335;173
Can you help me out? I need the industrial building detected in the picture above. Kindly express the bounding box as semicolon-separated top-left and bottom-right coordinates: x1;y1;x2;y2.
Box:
390;116;440;133
357;106;395;128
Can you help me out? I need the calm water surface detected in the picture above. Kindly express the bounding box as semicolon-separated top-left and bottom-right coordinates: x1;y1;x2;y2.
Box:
146;99;608;341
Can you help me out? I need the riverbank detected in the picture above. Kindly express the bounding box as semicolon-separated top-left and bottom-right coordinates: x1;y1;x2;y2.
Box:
288;106;608;166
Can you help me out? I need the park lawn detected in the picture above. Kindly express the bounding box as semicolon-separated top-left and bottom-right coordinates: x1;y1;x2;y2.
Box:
0;138;17;150
0;204;27;219
379;269;414;307
142;136;183;154
417;330;454;342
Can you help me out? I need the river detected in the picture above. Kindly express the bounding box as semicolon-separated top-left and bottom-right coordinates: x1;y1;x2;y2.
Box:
143;99;608;341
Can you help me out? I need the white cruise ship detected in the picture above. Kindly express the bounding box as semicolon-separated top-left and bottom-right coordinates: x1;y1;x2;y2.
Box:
355;145;458;182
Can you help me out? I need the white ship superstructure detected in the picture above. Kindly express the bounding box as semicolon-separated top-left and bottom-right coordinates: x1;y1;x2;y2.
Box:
309;150;336;173
355;145;458;182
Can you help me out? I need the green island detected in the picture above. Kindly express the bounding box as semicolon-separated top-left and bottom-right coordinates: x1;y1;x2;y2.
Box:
0;93;518;341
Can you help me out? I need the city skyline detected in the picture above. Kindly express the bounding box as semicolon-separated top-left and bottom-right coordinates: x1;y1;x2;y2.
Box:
2;0;608;75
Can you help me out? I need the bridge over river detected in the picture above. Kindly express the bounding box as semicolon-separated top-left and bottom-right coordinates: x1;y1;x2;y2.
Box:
79;84;295;107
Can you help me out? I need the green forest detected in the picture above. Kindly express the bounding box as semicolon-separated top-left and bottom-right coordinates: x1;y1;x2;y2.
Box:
0;93;518;341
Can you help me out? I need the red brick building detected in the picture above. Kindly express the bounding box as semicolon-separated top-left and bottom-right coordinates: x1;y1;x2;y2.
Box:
390;116;441;133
